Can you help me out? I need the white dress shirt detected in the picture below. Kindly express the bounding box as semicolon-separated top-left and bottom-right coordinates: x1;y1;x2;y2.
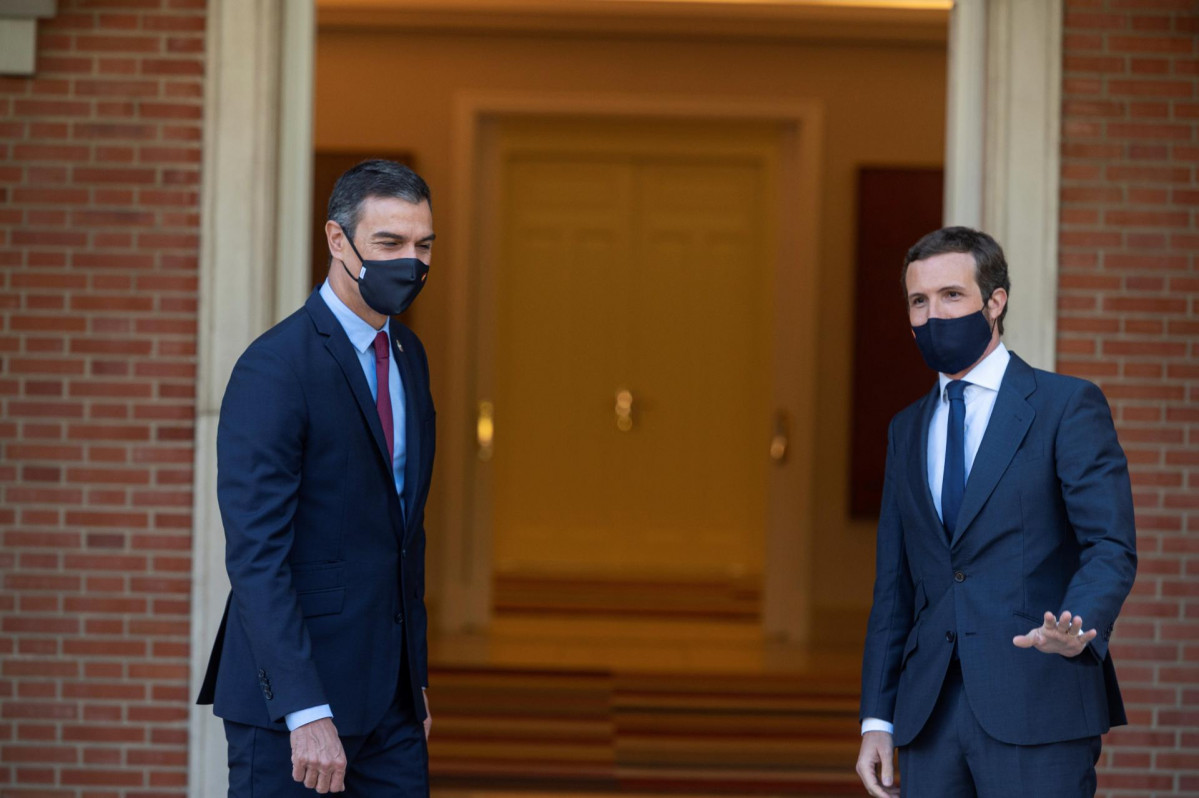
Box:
862;343;1012;737
285;282;408;732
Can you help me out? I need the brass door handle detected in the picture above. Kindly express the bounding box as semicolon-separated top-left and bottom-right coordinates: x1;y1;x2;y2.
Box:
477;400;494;461
770;410;788;462
615;389;634;432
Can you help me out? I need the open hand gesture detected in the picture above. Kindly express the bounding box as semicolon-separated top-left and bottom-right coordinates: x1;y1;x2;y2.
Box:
1012;610;1096;658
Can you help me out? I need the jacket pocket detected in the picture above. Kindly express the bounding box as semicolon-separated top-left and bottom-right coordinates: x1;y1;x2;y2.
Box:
913;581;928;615
900;582;927;670
291;562;345;591
1013;609;1043;625
901;627;919;669
292;562;346;617
297;587;345;618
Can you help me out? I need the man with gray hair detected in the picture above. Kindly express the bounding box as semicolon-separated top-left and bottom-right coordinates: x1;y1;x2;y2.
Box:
199;159;438;795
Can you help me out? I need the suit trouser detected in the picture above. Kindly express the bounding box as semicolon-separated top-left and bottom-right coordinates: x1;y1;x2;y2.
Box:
899;661;1101;798
225;663;429;798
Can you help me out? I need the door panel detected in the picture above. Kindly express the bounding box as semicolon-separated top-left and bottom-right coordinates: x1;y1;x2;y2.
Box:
490;119;779;619
622;162;769;572
494;158;630;569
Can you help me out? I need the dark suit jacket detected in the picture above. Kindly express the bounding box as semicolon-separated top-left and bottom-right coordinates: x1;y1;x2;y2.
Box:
860;353;1136;747
197;290;436;735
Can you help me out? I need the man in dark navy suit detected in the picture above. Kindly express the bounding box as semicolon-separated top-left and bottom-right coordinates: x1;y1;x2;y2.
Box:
198;160;438;795
855;227;1137;797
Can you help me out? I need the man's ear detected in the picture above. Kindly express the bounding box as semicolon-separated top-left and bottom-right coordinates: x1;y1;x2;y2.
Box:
988;287;1008;320
325;220;344;264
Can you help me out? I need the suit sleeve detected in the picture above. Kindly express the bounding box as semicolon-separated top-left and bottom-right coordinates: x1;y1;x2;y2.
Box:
1055;381;1137;661
217;345;327;722
411;332;433;691
860;420;915;724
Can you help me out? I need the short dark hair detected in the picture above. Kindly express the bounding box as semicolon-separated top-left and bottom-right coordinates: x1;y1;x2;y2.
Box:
326;159;432;244
901;226;1011;335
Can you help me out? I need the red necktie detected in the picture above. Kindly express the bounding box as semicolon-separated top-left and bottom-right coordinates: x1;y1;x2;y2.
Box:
373;331;394;460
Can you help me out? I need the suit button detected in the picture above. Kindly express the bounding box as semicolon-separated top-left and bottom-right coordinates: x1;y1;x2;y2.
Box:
946;631;956;643
264;689;274;700
401;549;407;558
954;571;965;582
394;612;403;624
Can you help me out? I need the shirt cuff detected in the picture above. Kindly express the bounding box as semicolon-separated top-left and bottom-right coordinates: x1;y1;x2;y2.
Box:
861;717;895;736
285;704;333;731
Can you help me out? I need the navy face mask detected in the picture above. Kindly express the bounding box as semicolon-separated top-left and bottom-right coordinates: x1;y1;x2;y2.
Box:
340;231;429;317
912;308;994;375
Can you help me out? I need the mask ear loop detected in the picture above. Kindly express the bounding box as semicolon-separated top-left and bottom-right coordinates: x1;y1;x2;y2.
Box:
981;290;999;334
337;224;367;282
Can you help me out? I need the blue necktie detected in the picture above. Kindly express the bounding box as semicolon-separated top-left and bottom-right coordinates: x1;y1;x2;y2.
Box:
942;380;968;539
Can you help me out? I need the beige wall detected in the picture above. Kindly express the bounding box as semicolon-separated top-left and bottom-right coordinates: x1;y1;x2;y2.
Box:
315;27;946;642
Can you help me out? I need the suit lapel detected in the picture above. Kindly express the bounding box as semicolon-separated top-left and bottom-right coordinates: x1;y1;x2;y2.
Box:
393;330;420;537
306;292;393;471
951;354;1036;546
909;382;942;532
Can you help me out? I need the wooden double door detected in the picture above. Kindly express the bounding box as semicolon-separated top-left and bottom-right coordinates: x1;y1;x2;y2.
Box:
477;115;802;630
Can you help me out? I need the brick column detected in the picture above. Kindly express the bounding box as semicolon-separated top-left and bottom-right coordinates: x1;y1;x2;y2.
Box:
0;1;204;795
1059;1;1198;795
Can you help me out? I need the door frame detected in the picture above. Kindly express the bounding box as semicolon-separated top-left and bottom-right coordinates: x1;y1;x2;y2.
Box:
946;0;1061;369
190;0;1063;790
187;1;314;795
437;93;824;642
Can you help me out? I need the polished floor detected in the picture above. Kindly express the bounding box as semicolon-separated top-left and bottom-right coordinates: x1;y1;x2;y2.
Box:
426;619;865;797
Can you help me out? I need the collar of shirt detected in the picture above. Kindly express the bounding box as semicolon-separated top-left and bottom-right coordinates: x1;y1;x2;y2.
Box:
926;341;1010;520
319;279;389;353
317;279;407;502
937;341;1010;402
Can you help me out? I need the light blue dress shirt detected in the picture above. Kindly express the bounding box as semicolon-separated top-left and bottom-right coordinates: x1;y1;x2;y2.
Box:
285;281;407;732
319;279;407;497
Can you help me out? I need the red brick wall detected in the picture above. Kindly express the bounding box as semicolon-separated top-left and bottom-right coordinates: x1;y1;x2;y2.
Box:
0;1;204;795
1059;1;1197;795
1;0;1196;795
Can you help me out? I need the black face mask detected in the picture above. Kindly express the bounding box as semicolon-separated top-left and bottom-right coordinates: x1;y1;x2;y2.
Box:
340;231;429;317
912;308;994;375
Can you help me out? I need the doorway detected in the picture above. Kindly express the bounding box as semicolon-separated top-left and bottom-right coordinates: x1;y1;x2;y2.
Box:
462;107;821;649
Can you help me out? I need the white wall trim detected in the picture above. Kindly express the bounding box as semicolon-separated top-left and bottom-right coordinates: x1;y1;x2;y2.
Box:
944;0;987;229
0;0;55;76
275;1;316;320
188;1;313;795
983;0;1061;369
944;0;1061;370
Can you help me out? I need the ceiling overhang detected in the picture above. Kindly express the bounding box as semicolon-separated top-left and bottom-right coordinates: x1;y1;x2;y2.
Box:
317;0;950;45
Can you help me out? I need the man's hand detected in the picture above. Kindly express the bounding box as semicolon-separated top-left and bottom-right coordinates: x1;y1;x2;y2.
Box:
856;730;900;798
422;688;432;741
1013;610;1096;657
290;717;347;793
